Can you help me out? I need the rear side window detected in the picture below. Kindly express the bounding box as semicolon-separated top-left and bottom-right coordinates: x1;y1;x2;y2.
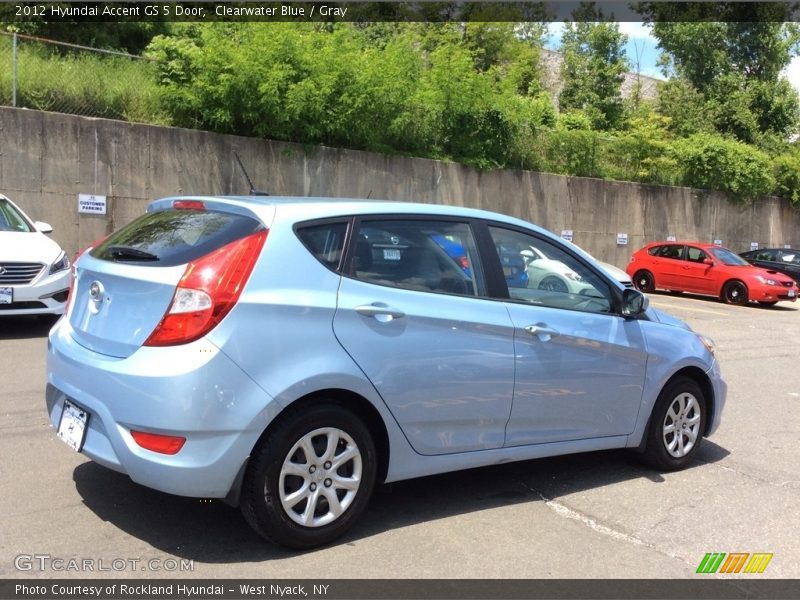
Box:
650;244;684;259
91;209;264;267
349;219;485;297
296;222;348;271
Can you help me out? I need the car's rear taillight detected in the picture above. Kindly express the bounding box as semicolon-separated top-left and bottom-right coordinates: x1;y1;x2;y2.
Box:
144;229;267;346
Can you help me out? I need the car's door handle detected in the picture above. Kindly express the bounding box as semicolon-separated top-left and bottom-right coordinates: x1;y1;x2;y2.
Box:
355;303;406;320
524;323;560;341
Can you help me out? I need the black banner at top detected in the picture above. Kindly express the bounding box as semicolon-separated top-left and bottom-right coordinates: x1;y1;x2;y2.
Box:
2;1;800;23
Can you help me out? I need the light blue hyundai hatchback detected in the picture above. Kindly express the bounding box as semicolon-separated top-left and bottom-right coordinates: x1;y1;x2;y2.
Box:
46;196;726;548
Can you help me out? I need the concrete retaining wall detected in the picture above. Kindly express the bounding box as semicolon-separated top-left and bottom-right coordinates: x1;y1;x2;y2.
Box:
1;106;797;270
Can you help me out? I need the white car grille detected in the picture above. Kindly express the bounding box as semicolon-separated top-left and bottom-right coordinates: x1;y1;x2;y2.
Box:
0;262;45;284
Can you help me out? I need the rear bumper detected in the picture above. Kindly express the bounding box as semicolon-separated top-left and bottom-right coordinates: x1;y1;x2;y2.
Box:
46;319;281;498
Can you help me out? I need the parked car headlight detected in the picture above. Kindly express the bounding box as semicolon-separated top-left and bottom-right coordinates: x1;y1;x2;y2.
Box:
564;271;582;281
697;334;716;357
755;275;779;286
49;251;70;275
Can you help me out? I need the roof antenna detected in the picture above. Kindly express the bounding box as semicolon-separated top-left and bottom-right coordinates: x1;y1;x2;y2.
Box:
234;151;269;196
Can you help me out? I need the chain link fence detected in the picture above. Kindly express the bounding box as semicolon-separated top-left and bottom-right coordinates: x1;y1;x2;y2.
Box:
0;31;169;124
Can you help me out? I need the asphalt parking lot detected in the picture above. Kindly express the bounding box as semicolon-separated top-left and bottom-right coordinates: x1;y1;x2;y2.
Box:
1;293;798;581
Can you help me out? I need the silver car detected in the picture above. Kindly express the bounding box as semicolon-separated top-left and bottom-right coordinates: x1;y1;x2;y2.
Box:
47;197;726;549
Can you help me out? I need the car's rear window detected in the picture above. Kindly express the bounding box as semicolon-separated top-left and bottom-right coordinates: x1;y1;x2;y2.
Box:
91;209;264;267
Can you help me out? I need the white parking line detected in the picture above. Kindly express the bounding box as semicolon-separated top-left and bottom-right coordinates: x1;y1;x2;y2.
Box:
648;299;731;317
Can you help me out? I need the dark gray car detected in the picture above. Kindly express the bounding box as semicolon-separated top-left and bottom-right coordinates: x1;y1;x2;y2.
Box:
740;248;800;285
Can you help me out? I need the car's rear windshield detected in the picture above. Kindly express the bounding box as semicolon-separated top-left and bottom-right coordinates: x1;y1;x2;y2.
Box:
91;209;264;267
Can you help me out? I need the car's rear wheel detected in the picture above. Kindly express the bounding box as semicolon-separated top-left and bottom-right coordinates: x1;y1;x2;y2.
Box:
241;402;377;549
633;270;655;293
721;280;748;305
642;376;706;471
538;276;568;293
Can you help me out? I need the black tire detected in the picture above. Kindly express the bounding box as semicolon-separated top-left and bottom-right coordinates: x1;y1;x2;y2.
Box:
641;376;707;471
633;270;655;293
538;276;569;293
241;402;377;549
721;280;748;305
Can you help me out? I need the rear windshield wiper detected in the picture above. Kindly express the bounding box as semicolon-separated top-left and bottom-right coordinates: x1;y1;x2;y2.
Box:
107;245;160;262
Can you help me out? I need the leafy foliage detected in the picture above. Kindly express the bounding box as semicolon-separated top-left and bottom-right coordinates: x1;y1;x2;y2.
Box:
4;21;800;207
559;21;629;130
673;134;775;201
649;21;800;141
772;152;800;206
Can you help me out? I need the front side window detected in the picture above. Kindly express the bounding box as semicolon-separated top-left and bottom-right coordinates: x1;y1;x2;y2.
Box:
349;219;484;297
780;252;799;264
488;226;612;314
686;247;708;263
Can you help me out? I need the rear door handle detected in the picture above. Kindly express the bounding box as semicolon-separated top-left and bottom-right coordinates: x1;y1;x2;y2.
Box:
355;303;405;321
525;323;560;341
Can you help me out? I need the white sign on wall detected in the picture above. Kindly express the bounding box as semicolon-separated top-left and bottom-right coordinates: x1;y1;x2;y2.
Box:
560;229;573;242
78;194;107;215
666;235;676;242
714;239;723;246
750;242;759;251
616;233;628;246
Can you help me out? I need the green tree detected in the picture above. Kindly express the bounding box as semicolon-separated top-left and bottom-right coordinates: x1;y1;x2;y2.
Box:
648;19;800;140
558;21;629;130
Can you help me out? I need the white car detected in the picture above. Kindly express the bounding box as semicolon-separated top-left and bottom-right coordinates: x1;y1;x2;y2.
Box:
521;245;596;293
0;194;70;317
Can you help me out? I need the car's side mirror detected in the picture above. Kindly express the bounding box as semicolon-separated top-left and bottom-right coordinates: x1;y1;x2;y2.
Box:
621;288;649;318
703;258;714;266
34;221;53;234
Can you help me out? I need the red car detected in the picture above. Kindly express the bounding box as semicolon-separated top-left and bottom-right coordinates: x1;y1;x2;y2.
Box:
626;242;798;306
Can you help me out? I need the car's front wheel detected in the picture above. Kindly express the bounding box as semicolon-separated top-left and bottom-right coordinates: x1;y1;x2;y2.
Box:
241;402;377;549
642;376;707;471
721;280;748;305
538;276;569;293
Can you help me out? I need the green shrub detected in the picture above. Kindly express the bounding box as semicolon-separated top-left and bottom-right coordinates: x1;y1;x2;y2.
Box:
673;133;774;201
772;153;800;206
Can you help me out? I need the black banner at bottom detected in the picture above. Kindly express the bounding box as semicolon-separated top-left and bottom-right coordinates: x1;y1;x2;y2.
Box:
2;579;800;600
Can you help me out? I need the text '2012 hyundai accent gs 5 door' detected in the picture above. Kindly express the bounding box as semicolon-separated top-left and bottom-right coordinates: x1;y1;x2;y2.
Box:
47;197;726;549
